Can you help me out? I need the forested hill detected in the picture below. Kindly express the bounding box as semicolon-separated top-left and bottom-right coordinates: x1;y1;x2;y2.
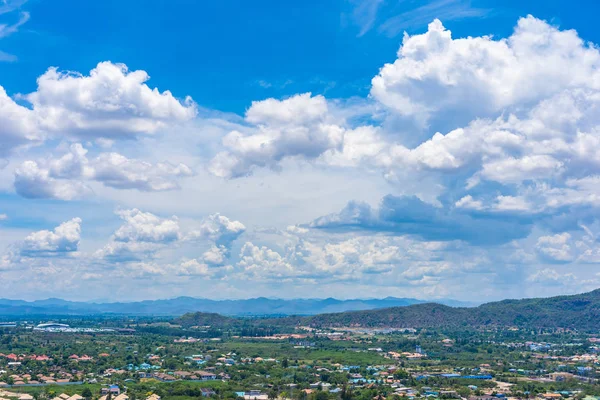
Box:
299;289;600;330
175;289;600;331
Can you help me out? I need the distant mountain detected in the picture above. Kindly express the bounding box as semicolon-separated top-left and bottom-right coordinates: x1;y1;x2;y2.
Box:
293;289;600;331
0;296;474;317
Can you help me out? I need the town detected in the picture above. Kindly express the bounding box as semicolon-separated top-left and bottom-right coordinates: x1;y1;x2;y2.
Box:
1;317;600;400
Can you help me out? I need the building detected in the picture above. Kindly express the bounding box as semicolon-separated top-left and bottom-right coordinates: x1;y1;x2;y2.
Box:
239;391;268;400
101;385;121;396
195;371;217;380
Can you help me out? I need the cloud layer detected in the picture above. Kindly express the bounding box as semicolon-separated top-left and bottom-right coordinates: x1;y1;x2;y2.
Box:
2;15;600;300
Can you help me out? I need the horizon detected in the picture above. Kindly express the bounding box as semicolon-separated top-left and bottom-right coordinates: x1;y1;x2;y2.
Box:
2;0;600;301
3;287;598;305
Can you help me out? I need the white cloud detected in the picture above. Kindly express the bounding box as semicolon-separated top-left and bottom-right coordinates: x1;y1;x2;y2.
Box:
189;213;246;247
1;61;196;157
94;210;244;271
174;259;210;276
6;15;600;299
455;195;483;211
0;9;28;39
27;62;197;139
14;143;194;199
348;0;384;37
0;1;30;62
94;241;161;263
209;93;345;178
0;86;41;155
492;195;533;212
527;268;577;286
232;230;485;287
479;155;564;184
94;209;180;263
14;159;92;200
92;152;193;191
20;217;82;257
536;233;574;263
237;242;296;280
113;208;181;244
371;16;600;128
202;245;227;266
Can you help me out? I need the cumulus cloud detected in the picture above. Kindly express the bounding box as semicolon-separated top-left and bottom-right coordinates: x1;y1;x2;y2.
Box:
27;62;197;139
113;208;181;243
95;209;180;263
371;16;600;129
14;143;193;199
207;16;600;230
202;245;228;266
315;17;600;242
19;218;82;257
94;210;244;273
189;213;246;248
6;15;600;297
208;93;345;178
237;242;296;280
0;86;41;155
0;61;196;158
14;159;92;200
232;230;490;289
527;268;577;286
535;233;574;263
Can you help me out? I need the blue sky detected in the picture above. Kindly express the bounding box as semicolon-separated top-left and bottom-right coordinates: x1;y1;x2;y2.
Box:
1;0;600;301
3;0;599;112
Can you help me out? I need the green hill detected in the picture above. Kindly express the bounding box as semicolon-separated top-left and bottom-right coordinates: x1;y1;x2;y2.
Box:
300;289;600;330
173;289;600;331
175;311;238;327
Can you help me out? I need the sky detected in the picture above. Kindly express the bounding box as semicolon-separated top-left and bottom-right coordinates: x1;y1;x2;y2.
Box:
1;0;600;302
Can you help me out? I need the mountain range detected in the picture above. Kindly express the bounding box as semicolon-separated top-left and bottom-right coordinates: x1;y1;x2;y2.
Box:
174;289;600;331
0;296;474;317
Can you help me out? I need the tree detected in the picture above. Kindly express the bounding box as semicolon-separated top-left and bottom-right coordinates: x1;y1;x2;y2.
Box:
315;392;328;400
82;388;93;400
341;386;353;400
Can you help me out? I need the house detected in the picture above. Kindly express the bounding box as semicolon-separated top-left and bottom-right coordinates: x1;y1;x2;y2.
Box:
541;394;562;400
174;371;192;379
153;373;176;381
99;395;128;400
101;385;121;396
195;371;217;381
200;388;216;397
242;391;268;400
146;394;161;400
